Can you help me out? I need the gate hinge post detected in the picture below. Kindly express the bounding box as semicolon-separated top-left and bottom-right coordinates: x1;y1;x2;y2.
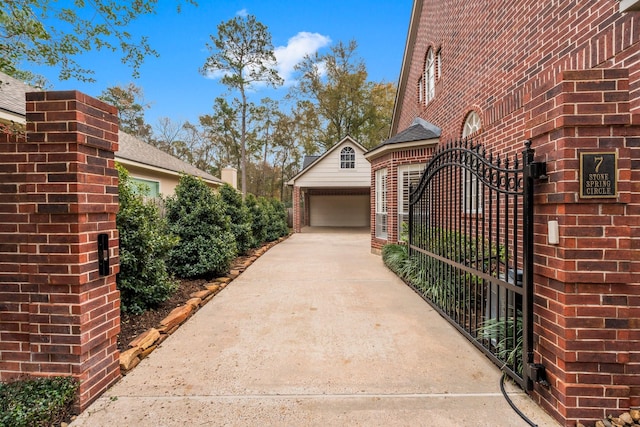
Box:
528;161;548;180
525;362;550;390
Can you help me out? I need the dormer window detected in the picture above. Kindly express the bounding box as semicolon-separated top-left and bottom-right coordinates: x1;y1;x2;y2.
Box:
340;146;355;169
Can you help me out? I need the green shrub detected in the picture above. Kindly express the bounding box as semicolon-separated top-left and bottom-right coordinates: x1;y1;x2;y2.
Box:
260;197;289;241
0;376;78;427
116;165;178;314
245;193;267;248
218;184;253;255
166;175;237;278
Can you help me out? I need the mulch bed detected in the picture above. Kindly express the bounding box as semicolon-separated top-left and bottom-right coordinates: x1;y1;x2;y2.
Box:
117;278;207;352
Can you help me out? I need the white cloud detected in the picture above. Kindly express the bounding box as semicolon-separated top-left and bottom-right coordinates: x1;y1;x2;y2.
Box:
236;8;248;17
202;31;331;90
274;32;331;86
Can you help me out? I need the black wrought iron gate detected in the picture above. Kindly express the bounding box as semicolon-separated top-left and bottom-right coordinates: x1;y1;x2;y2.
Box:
408;139;545;390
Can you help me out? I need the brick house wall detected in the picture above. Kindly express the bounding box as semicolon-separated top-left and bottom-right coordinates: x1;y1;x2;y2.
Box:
373;0;640;425
369;146;435;252
0;91;121;410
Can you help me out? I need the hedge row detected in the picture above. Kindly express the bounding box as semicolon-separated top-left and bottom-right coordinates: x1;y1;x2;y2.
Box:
116;166;289;314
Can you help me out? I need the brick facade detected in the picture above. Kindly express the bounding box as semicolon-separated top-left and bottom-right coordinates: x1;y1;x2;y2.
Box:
369;147;435;252
0;91;121;410
527;69;640;423
373;1;640;425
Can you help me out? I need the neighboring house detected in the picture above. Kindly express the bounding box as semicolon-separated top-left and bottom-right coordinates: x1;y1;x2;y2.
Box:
117;131;223;196
0;71;225;195
288;136;371;231
0;73;32;126
371;0;640;425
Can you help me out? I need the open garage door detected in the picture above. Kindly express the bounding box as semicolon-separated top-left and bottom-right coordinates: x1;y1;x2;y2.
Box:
309;195;370;227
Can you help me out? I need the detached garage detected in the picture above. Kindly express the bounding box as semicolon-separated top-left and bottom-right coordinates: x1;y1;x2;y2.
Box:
288;137;371;232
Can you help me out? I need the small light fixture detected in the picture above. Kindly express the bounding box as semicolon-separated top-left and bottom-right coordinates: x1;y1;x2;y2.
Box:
548;220;559;245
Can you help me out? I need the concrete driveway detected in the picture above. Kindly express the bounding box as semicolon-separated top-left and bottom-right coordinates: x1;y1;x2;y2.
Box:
71;229;559;426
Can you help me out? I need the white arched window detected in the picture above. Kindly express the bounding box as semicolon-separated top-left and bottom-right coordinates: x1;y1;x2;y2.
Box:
462;111;482;214
463;111;481;137
425;48;435;103
340;146;355;169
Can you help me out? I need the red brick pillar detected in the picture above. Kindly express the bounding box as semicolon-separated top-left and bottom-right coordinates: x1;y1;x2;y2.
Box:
303;190;310;228
0;90;121;410
526;69;640;425
292;186;301;233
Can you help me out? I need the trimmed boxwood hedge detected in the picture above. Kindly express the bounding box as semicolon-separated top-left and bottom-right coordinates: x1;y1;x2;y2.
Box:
166;174;237;278
116;165;178;314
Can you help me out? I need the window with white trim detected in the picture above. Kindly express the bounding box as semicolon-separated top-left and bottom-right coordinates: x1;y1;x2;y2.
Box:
425;48;435;103
131;177;161;198
398;164;425;237
462;111;482;214
375;168;388;239
340;146;355;169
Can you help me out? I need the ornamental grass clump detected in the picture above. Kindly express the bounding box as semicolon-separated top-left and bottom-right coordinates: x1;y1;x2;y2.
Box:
166;174;237;278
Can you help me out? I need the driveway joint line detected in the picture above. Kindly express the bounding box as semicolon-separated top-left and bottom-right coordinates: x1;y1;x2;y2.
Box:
105;392;526;400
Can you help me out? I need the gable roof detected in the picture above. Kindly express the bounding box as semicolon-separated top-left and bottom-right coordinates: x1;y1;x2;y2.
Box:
0;71;221;185
302;155;321;169
117;132;222;184
0;73;40;123
287;135;367;185
365;117;440;161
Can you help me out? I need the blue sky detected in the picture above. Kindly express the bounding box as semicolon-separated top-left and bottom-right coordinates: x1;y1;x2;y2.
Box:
29;1;413;127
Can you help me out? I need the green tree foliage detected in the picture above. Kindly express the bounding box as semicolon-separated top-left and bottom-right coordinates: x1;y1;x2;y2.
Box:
99;83;153;142
166;175;236;278
290;40;395;151
1;0;195;82
259;197;289;241
218;184;253;255
116;165;178;314
245;193;267;247
199;97;242;174
201;14;283;197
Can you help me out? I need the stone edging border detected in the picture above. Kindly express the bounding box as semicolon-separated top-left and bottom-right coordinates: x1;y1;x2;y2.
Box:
119;235;289;373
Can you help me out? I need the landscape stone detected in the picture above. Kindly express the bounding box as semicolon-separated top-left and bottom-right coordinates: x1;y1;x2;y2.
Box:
215;277;232;284
190;289;211;300
205;284;221;293
630;409;640;421
160;305;193;330
619;412;634;425
119;347;141;371
186;297;202;309
128;328;160;350
139;345;157;359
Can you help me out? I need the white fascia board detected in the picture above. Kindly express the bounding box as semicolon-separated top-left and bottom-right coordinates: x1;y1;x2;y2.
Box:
364;138;439;161
115;157;221;186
